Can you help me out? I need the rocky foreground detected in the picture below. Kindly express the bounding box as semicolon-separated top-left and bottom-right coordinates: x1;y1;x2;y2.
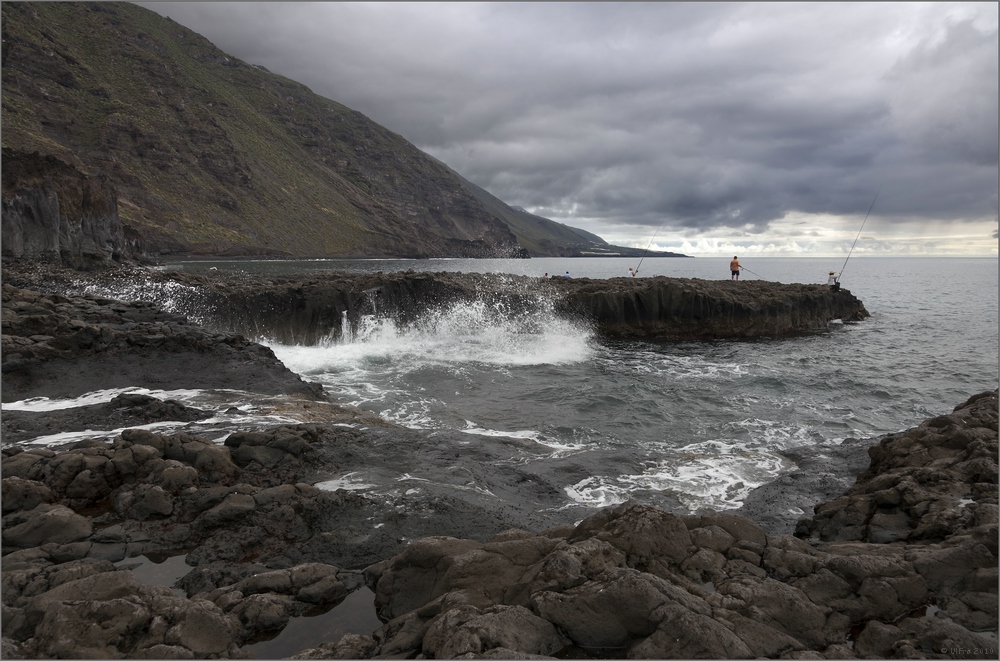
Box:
1;389;996;659
1;267;996;660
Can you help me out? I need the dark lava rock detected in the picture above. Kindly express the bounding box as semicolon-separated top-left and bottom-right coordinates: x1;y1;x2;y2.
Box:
1;281;326;402
736;435;879;535
798;390;999;546
4;260;870;348
0;258;992;660
1;393;213;445
324;392;995;660
175;267;871;344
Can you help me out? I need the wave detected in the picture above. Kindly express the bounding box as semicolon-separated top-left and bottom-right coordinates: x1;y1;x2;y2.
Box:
270;297;594;372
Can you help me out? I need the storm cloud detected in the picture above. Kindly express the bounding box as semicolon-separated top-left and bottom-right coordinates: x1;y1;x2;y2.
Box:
140;2;998;254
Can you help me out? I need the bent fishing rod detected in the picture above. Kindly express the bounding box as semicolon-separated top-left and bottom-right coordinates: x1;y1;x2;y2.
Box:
634;222;665;275
839;185;881;280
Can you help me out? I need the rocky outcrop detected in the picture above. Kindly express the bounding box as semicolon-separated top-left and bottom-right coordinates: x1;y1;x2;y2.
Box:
318;391;993;660
1;150;134;266
552;275;869;340
798;390;998;547
10;265;867;345
0;419;530;657
190;269;868;342
0;282;325;402
2;391;995;659
2;567;245;659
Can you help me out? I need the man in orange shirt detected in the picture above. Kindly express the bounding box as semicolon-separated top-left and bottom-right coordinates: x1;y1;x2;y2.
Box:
730;256;741;281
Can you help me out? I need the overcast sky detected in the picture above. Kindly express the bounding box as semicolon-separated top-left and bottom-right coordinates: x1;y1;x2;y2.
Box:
140;2;998;256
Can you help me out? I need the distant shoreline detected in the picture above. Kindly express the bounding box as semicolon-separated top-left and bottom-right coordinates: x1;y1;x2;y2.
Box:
148;252;694;263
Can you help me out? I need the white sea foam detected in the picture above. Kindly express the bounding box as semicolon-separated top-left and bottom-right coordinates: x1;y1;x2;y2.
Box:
271;298;592;371
564;477;631;508
7;387;307;447
621;441;795;510
459;423;541;441
268;296;593;436
390;472;495;497
315;472;377;492
2;387;258;413
73;276;207;323
563;438;796;511
23;422;185;447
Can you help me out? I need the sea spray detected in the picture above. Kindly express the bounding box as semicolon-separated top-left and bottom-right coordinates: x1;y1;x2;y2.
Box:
268;292;595;431
272;295;594;372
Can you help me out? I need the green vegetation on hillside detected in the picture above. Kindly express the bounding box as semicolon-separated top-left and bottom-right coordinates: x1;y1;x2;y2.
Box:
1;2;686;259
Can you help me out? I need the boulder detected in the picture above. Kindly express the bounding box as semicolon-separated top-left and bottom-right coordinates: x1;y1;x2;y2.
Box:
569;501;693;578
2;503;92;547
17;570;239;658
627;603;754;659
422;604;568;659
1;476;55;514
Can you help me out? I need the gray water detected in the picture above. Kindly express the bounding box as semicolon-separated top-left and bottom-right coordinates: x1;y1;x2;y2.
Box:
155;255;999;511
11;256;996;511
9;255;996;658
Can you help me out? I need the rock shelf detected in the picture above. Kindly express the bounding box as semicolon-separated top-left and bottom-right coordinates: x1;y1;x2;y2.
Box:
2;264;995;660
2;392;995;659
4;260;869;347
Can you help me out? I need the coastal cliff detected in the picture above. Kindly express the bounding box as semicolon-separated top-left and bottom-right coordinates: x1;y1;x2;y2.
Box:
19;266;867;345
1;150;135;266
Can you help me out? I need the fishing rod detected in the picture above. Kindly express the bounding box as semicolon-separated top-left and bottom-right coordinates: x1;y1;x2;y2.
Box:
634;222;665;275
740;265;767;280
839;185;881;280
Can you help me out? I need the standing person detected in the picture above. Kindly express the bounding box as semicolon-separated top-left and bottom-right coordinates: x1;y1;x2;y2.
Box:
827;271;840;291
542;273;549;279
628;267;636;277
730;256;741;281
564;271;571;278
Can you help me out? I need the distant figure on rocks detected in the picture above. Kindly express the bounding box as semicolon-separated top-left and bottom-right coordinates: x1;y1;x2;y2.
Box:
628;267;636;277
542;273;549;279
828;271;841;291
730;256;741;281
564;271;571;278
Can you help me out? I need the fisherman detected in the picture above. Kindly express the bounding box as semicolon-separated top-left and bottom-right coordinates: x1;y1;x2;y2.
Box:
628;267;636;277
828;271;841;291
730;256;741;281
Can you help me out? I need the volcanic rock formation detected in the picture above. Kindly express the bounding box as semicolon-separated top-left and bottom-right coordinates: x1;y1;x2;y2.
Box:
1;391;996;659
4;262;869;348
1;150;135;266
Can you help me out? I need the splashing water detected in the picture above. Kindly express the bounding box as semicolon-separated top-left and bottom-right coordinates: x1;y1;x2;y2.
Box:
268;297;595;432
272;297;594;373
9;257;995;516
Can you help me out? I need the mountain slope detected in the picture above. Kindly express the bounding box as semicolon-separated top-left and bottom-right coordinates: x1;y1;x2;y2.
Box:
1;2;687;260
1;2;514;257
449;167;686;258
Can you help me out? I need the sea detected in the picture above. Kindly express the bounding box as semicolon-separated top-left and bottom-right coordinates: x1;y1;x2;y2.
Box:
10;255;997;514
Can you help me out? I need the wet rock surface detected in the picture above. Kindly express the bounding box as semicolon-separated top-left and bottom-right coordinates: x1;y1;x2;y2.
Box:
2;263;994;659
1;393;213;445
343;393;996;660
3;391;995;659
1;278;325;402
4;260;869;346
736;435;881;534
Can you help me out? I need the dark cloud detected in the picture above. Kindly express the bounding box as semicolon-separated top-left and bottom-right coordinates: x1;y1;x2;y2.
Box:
139;2;998;250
